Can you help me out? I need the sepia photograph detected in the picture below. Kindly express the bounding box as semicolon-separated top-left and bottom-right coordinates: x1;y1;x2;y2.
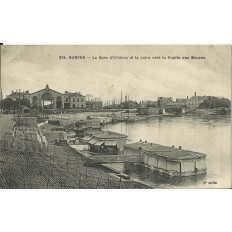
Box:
0;45;231;189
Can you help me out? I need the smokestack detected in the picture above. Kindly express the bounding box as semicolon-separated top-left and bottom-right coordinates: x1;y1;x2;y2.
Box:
194;92;197;108
125;96;127;102
121;90;122;104
179;146;182;150
187;96;188;99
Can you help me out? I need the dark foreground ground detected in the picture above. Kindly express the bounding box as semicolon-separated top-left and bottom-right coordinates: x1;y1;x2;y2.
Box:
0;116;151;189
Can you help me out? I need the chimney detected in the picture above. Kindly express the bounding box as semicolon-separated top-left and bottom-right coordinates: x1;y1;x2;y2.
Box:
179;146;182;150
194;92;197;108
172;145;175;148
187;96;188;99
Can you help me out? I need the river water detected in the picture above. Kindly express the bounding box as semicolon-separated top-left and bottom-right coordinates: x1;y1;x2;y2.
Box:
104;116;231;188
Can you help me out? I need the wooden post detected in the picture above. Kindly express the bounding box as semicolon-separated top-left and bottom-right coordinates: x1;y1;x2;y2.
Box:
79;173;82;188
26;153;30;172
8;165;12;188
47;173;50;188
96;177;99;188
63;173;68;189
179;162;182;177
59;173;63;189
107;174;110;188
22;167;26;188
75;170;79;188
66;161;69;174
40;160;43;174
51;166;54;177
75;163;78;177
52;153;55;166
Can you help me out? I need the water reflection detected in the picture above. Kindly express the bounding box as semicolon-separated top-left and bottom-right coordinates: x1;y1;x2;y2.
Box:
123;162;206;188
105;115;231;188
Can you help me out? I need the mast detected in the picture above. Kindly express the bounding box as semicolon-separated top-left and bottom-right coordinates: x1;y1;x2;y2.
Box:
120;90;122;116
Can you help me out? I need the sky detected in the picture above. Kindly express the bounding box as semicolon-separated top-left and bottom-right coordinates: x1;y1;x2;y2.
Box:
1;45;231;103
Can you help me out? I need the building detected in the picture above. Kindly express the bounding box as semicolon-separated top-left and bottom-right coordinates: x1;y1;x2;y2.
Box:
122;100;139;109
186;92;208;108
139;100;158;108
84;131;128;154
86;100;103;110
176;98;187;105
6;85;86;110
138;106;160;115
124;142;206;176
90;116;112;125
75;119;101;128
74;119;102;137
6;90;24;100
63;91;86;109
157;97;173;108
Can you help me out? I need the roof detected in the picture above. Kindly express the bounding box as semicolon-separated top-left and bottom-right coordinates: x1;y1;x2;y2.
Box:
81;126;101;130
104;140;117;146
66;92;84;97
94;141;104;146
82;136;93;141
30;88;63;95
124;142;206;160
88;138;98;145
93;131;127;139
124;142;158;150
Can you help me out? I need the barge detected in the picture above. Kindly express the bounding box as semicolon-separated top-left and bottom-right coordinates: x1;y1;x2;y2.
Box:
124;142;206;177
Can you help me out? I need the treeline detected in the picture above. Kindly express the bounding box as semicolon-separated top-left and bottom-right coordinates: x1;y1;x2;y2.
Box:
199;97;231;109
0;98;31;111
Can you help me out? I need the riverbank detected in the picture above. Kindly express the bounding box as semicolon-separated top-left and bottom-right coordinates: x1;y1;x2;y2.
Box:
0;118;152;189
0;114;15;140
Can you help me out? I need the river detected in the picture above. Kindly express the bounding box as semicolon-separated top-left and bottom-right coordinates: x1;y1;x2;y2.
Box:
104;116;231;188
1;112;230;188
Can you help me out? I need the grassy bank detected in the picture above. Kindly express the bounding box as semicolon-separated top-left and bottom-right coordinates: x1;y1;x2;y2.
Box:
0;122;151;189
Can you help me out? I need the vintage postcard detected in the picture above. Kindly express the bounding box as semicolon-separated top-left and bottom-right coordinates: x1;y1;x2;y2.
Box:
0;45;231;189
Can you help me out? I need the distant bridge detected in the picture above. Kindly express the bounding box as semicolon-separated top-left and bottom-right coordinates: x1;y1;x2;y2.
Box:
85;154;142;165
164;105;186;114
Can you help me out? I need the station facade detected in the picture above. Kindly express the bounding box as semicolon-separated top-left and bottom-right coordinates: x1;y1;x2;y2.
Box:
8;84;86;110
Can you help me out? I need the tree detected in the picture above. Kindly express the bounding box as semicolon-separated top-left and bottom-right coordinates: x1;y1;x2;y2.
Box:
1;97;31;113
199;97;231;109
2;98;14;111
19;98;31;108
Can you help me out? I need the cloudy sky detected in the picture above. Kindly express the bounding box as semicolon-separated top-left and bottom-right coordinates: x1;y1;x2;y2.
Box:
1;45;231;102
